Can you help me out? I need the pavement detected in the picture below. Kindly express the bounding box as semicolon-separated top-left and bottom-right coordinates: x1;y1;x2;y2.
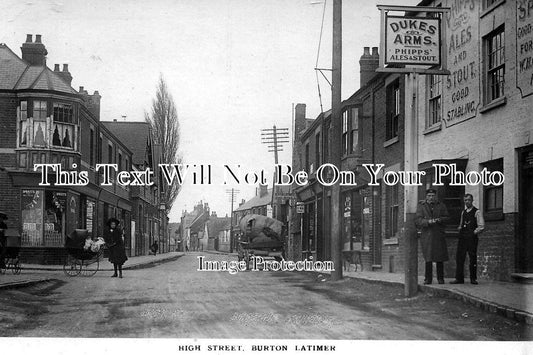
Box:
330;267;533;325
0;251;184;290
1;250;532;325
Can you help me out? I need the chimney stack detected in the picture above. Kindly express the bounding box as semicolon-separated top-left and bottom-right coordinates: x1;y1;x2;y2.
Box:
21;34;48;66
87;90;101;121
55;63;73;85
359;46;379;87
293;103;307;141
259;184;268;197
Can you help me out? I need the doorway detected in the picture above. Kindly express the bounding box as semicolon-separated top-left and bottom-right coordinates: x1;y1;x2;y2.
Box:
519;146;533;272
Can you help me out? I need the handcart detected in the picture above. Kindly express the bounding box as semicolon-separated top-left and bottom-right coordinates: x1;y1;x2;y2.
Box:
0;235;21;275
63;229;104;277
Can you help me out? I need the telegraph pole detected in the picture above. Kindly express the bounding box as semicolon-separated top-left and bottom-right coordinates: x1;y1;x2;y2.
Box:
226;188;239;253
261;126;289;219
330;0;343;281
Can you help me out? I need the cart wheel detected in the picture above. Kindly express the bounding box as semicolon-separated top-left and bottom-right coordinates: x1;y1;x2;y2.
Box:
11;260;21;275
80;259;99;277
63;256;81;277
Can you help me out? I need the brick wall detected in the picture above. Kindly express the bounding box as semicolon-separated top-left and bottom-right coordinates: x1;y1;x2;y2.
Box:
0;95;18;149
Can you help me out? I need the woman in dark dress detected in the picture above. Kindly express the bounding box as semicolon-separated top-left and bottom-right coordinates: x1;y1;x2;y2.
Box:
104;218;128;278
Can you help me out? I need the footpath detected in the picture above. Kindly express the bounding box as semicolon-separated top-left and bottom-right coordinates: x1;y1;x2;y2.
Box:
0;252;183;290
340;269;533;325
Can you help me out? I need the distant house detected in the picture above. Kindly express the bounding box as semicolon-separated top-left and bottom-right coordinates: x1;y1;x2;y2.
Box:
182;201;210;251
168;222;181;251
206;213;231;252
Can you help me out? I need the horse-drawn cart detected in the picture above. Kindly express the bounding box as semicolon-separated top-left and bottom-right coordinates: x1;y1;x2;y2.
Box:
237;214;285;269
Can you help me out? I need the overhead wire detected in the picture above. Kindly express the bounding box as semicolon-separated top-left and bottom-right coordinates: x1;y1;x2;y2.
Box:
315;0;327;115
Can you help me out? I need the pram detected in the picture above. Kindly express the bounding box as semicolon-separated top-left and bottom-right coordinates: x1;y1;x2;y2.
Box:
63;229;104;277
0;236;21;275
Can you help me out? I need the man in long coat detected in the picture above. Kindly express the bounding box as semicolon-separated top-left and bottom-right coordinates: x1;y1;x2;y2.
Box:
416;188;450;284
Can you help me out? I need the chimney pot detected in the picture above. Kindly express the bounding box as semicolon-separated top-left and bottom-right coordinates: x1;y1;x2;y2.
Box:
25;34;32;43
359;46;379;87
62;64;69;72
54;64;60;71
79;86;84;92
35;34;42;43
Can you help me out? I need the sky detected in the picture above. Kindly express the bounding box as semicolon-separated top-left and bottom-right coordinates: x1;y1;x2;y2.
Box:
2;0;419;222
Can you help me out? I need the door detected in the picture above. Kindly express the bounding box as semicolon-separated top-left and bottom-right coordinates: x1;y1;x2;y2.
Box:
520;147;533;272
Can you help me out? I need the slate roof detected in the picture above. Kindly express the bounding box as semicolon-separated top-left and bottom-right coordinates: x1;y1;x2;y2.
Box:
235;186;291;212
0;43;77;94
235;190;273;212
206;217;231;239
189;211;209;234
102;121;152;166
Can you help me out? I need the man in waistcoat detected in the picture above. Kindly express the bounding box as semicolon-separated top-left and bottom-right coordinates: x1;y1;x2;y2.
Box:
450;194;485;285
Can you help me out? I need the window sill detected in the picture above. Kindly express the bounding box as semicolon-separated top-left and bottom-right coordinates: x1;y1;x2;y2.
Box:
484;211;504;222
383;237;399;246
383;136;399;148
341;153;363;161
423;122;442;135
480;0;505;18
480;96;506;114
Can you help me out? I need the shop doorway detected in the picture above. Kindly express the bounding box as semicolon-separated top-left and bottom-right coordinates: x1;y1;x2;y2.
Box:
519;146;533;272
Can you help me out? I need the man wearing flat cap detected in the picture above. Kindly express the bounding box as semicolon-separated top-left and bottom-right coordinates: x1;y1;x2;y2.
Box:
416;188;450;284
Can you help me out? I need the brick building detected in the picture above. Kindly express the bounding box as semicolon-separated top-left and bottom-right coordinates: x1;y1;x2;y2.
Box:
103;121;167;256
289;47;407;272
290;0;533;281
0;35;133;263
413;0;533;280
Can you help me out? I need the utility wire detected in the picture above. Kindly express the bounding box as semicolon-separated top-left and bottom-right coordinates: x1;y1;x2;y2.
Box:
315;0;327;115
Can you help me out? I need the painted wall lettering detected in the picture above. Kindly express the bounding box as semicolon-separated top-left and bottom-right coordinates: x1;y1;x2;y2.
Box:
443;0;480;127
517;0;533;97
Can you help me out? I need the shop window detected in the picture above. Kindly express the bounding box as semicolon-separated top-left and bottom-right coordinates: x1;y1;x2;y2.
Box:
21;189;44;246
386;81;400;141
44;191;66;246
427;74;442;127
483;159;504;220
485;27;505;103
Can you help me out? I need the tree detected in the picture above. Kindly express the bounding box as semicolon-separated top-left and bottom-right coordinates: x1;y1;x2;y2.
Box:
145;75;182;210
